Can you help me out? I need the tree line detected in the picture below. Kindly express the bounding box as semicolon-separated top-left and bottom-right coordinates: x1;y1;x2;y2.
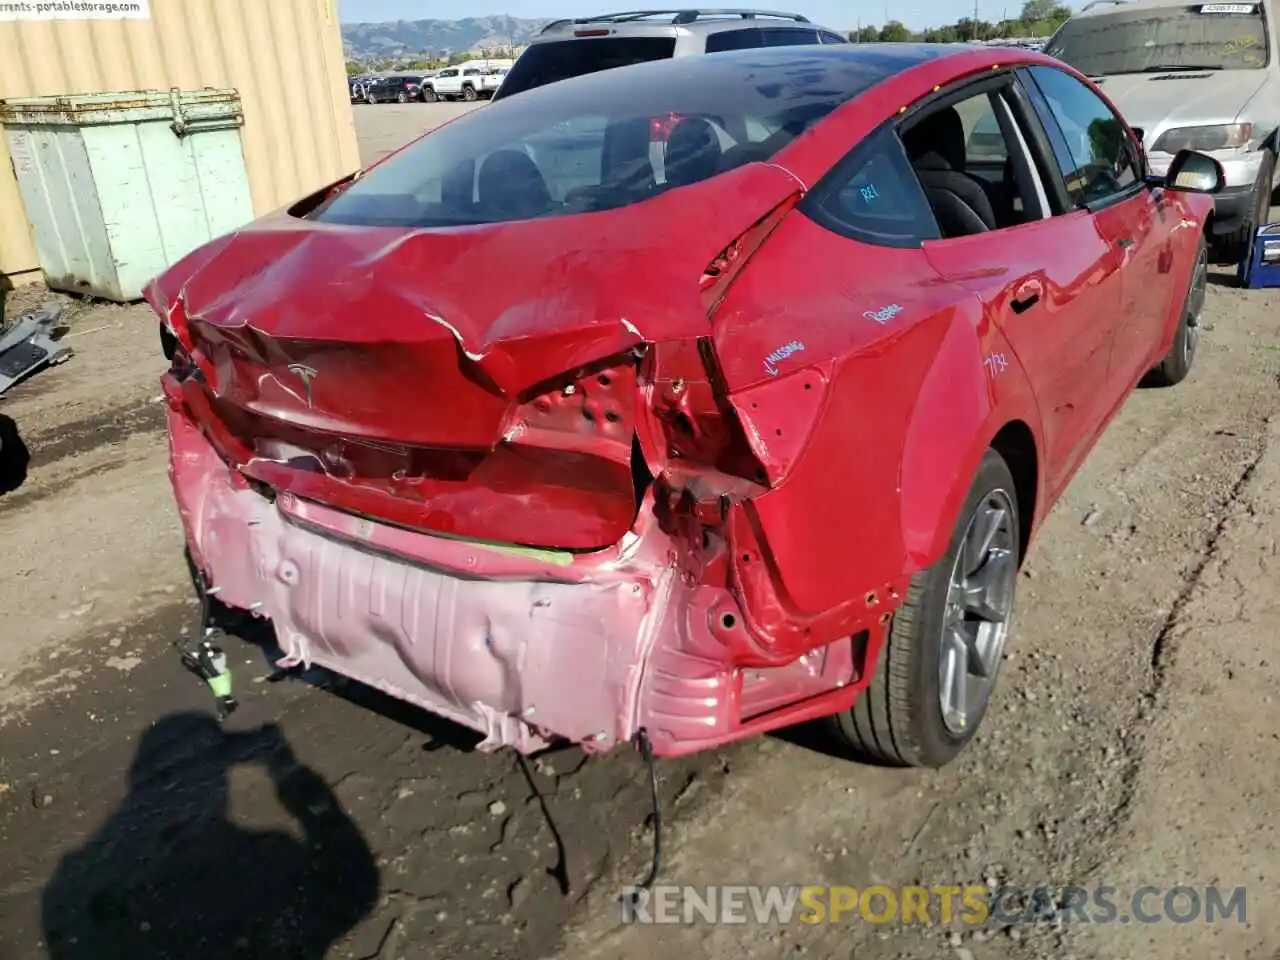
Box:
850;0;1071;43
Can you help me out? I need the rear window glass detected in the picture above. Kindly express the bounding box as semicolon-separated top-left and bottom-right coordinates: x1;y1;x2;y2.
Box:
1045;4;1269;74
312;49;900;229
494;37;677;100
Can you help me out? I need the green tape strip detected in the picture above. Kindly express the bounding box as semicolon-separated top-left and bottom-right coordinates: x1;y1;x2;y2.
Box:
208;672;232;698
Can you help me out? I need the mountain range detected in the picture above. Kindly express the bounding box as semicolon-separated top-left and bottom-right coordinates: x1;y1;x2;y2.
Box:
341;16;552;58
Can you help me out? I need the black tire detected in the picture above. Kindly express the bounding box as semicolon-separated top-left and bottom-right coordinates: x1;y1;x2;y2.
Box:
826;449;1020;768
397;91;408;103
462;84;478;102
1211;151;1274;267
422;86;438;103
1145;234;1207;388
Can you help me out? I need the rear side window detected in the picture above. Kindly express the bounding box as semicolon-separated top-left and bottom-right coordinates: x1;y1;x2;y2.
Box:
819;30;848;43
706;27;763;51
761;27;821;45
801;125;941;247
494;37;677;99
707;26;821;52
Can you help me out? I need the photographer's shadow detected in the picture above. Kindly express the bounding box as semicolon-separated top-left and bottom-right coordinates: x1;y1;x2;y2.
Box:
41;712;379;960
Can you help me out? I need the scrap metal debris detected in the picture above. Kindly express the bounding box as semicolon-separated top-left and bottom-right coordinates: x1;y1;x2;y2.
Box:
0;304;72;396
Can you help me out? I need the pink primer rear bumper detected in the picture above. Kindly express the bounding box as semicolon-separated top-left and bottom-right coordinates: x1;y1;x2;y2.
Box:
167;403;869;756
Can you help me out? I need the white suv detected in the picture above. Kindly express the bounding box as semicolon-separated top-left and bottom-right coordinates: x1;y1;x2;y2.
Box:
423;58;516;102
492;8;848;102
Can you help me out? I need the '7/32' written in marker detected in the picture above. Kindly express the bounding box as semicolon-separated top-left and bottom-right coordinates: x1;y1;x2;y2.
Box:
984;353;1009;377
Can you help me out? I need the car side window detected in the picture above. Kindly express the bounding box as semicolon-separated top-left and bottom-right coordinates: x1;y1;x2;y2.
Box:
1023;65;1138;207
705;28;762;51
760;27;821;45
819;30;848;43
897;86;1047;239
801;125;941;248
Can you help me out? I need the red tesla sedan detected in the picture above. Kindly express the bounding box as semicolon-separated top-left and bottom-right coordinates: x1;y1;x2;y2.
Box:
148;43;1219;769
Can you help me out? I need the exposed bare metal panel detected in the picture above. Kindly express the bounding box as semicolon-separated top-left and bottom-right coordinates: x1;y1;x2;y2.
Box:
0;0;359;283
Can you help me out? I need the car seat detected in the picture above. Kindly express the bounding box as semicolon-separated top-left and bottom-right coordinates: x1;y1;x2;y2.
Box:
477;150;552;220
901;106;999;237
664;117;723;188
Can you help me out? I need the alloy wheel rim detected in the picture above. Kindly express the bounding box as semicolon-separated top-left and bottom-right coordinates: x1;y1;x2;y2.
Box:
938;489;1017;736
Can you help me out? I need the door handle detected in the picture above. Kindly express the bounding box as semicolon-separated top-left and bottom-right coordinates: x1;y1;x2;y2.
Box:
1010;279;1042;314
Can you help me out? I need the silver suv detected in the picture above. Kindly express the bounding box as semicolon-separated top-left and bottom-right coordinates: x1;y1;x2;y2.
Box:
1045;0;1280;265
492;8;848;102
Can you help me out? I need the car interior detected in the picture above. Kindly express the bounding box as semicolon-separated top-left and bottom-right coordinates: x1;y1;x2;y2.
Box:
899;90;1046;239
416;108;827;223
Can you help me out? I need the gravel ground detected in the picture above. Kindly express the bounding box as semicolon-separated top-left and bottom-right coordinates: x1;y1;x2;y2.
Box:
0;104;1277;960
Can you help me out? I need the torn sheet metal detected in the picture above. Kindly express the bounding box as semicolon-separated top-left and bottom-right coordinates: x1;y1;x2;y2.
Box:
167;400;885;756
0;304;71;396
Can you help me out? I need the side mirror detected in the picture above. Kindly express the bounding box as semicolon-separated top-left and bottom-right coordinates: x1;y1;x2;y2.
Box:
1162;149;1225;194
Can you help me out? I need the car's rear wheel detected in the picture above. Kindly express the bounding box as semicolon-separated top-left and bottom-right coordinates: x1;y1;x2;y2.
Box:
1145;234;1207;388
397;91;408;103
826;449;1019;768
422;86;438;103
463;84;478;102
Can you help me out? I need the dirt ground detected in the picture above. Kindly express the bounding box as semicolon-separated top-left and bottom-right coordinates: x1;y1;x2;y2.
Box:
0;102;1278;960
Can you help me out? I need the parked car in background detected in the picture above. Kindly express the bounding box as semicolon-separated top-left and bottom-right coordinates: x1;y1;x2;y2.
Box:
365;74;426;104
348;74;375;102
491;8;848;101
422;59;515;101
149;44;1221;769
480;65;509;98
1045;0;1280;269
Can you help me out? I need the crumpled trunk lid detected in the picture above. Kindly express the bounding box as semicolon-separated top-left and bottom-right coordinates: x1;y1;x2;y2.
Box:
148;161;803;551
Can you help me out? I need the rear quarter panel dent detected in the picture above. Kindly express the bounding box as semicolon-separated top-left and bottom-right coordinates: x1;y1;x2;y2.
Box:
739;307;960;618
901;311;1045;568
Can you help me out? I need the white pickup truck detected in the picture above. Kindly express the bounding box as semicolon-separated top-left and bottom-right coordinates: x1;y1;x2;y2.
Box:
421;58;514;102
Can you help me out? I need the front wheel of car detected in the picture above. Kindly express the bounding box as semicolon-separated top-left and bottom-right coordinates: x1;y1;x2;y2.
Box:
397;91;408;103
422;87;438;103
1145;234;1207;388
1213;151;1274;271
826;449;1020;768
462;85;478;102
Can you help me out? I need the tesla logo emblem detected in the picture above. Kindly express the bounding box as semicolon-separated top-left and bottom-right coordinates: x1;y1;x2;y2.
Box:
287;363;318;407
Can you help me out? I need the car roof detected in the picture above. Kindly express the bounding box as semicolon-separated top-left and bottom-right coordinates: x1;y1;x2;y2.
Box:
489;42;1002;111
532;7;845;40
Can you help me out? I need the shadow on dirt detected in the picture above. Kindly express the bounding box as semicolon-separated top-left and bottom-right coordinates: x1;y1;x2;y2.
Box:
0;414;30;495
40;712;379;960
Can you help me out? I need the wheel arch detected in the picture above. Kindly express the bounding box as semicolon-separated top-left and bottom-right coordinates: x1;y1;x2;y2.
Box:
988;419;1038;565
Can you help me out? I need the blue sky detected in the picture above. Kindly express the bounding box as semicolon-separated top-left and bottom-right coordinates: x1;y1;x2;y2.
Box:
336;0;1021;32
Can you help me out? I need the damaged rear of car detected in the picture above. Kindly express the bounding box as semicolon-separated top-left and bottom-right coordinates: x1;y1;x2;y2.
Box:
147;50;937;758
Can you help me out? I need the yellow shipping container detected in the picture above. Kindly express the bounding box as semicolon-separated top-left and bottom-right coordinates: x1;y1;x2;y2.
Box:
0;0;360;285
